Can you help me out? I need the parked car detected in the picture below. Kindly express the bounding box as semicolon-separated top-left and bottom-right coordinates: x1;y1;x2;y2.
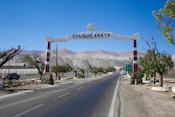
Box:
120;70;127;75
2;73;20;80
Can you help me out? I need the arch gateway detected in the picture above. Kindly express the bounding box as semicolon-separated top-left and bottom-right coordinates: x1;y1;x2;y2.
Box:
45;23;140;74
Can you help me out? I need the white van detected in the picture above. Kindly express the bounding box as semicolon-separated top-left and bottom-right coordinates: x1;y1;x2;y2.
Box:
120;70;127;75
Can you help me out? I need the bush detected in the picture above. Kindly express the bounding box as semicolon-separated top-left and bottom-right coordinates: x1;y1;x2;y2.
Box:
103;71;108;74
78;73;85;78
130;72;144;85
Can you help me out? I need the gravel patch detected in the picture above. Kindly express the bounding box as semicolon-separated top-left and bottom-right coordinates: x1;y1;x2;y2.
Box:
120;75;175;117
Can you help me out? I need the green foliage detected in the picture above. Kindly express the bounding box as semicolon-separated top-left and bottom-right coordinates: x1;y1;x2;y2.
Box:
103;70;108;74
4;78;11;85
51;64;71;79
153;51;174;74
77;73;85;78
97;67;103;73
140;37;174;86
51;65;71;74
78;67;85;75
89;64;116;74
139;50;174;78
153;0;175;44
89;64;98;75
106;67;116;72
89;64;116;76
139;52;157;79
66;64;78;77
120;67;126;71
131;72;143;84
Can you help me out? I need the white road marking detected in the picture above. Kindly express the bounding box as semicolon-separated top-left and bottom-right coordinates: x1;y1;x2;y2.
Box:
14;104;44;117
58;92;70;98
108;77;121;117
0;89;65;110
76;87;83;90
68;86;76;88
0;90;34;99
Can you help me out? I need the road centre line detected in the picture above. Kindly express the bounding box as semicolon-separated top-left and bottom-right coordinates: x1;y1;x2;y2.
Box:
76;87;83;90
14;104;44;117
58;92;70;98
108;77;121;117
68;86;76;88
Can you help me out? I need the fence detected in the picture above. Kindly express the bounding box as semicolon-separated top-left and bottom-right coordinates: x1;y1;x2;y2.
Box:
0;69;39;78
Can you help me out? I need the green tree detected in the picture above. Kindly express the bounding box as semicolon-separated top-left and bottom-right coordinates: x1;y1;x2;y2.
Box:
61;65;70;78
97;67;103;75
66;64;78;77
139;52;157;82
51;65;70;80
0;46;22;67
21;55;45;80
153;0;175;44
51;66;59;80
89;64;98;76
144;37;174;87
107;67;116;72
77;67;85;75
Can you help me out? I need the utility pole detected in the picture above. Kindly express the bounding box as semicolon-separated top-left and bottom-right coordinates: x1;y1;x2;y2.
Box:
56;44;58;80
56;45;58;66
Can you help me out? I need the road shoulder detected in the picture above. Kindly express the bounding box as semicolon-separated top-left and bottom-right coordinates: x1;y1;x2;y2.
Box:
120;75;175;117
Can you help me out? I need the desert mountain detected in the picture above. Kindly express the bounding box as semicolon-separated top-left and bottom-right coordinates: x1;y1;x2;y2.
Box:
40;48;76;58
19;50;44;55
20;48;145;58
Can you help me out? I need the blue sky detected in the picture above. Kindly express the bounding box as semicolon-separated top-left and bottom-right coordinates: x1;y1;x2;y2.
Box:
0;0;175;55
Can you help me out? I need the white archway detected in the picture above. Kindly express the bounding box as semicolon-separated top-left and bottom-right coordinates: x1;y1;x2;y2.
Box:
45;23;140;73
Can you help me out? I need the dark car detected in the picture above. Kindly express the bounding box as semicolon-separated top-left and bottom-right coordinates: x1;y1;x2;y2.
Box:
2;73;20;80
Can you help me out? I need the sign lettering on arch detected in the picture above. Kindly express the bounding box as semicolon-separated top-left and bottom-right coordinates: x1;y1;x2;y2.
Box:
44;23;140;74
46;23;140;42
72;33;110;38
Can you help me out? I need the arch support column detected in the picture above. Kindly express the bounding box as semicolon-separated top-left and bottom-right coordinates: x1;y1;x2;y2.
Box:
45;41;51;73
133;40;138;72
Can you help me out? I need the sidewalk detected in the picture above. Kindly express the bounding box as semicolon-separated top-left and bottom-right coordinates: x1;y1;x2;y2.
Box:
120;75;175;117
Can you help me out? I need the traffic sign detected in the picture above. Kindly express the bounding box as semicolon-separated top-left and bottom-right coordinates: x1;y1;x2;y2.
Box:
126;64;132;71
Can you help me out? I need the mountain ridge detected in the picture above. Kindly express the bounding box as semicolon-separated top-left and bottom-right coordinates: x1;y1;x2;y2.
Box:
19;48;145;58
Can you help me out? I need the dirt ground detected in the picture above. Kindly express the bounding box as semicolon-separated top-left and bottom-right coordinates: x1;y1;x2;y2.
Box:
0;78;74;97
120;75;175;117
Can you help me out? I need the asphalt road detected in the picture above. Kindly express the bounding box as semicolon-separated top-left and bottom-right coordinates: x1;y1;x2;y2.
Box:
0;73;120;117
0;75;73;81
